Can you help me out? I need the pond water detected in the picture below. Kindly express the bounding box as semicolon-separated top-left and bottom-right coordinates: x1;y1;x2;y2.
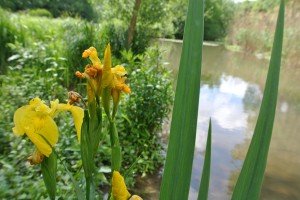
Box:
136;39;300;200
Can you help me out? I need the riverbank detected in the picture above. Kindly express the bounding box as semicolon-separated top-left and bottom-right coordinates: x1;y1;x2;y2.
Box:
226;1;300;69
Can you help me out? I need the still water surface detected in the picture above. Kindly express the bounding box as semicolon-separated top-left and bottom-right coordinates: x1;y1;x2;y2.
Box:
137;40;300;200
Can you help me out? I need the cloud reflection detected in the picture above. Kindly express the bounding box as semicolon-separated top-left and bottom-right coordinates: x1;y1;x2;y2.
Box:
196;75;250;151
192;75;261;199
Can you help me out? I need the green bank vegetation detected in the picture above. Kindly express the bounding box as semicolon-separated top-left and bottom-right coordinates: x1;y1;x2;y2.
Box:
0;0;289;199
227;0;299;68
0;5;173;198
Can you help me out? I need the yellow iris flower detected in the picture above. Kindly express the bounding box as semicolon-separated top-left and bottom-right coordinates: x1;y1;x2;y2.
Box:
111;171;143;200
112;171;131;200
12;97;84;157
76;44;131;118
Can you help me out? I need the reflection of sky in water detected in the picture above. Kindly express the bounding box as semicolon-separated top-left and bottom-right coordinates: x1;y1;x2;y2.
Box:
189;75;261;200
157;41;300;200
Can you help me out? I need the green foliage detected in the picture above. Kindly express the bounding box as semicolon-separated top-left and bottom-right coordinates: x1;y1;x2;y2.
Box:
95;0;168;55
6;41;68;91
41;152;57;200
101;20;128;58
252;0;281;11
170;1;187;39
167;0;235;40
63;21;98;88
0;8;175;198
100;19;154;58
159;0;204;198
227;0;299;68
198;119;212;200
0;11;101;199
204;0;235;41
117;46;174;175
0;8;25;72
231;0;285;199
27;8;53;18
0;0;95;21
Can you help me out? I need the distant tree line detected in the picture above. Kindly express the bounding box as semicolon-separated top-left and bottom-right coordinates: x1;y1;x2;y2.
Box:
170;0;235;41
0;0;95;20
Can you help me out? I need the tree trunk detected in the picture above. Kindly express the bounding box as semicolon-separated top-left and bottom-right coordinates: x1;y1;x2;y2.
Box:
127;0;142;49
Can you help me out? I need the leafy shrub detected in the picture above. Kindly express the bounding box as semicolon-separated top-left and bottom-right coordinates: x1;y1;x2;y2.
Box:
117;46;174;175
6;41;68;89
204;0;235;41
63;21;98;88
169;0;235;40
0;0;95;21
100;20;128;59
100;19;153;58
27;8;53;18
0;8;25;73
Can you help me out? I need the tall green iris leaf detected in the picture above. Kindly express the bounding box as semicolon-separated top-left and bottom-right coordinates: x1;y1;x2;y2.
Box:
159;0;204;198
41;152;57;200
231;0;285;199
198;119;212;200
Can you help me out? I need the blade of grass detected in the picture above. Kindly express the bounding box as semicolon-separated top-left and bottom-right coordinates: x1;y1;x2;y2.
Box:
231;1;285;199
159;0;204;199
197;119;212;200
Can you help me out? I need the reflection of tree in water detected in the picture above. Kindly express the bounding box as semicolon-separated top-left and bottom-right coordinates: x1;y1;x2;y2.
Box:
260;173;300;200
223;84;262;197
243;84;262;112
201;72;221;88
228;85;300;199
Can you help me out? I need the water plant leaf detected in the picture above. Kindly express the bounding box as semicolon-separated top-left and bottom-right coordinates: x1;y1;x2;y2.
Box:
159;0;204;198
231;1;285;199
63;163;85;200
41;151;57;200
198;119;212;200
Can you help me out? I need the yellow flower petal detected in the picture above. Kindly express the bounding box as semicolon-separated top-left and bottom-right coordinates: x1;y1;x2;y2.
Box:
112;171;131;200
12;105;31;136
29;97;51;114
102;43;113;88
32;112;59;147
53;102;84;142
49;99;59;117
129;195;143;200
82;47;101;66
70;106;84;142
29;97;43;107
123;84;131;94
57;103;72;111
111;65;127;76
26;129;53;157
20;112;57;157
111;65;131;94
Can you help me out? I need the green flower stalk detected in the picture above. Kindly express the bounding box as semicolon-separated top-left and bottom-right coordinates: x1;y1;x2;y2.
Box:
76;44;131;199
